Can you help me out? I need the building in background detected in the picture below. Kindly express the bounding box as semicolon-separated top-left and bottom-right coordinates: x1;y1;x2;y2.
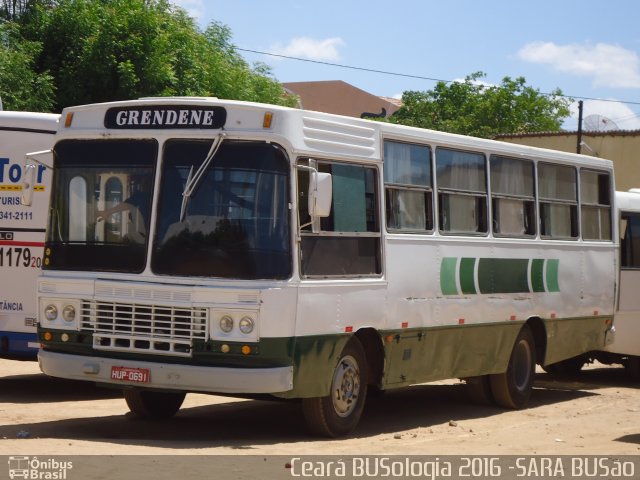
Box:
496;130;640;192
283;80;401;119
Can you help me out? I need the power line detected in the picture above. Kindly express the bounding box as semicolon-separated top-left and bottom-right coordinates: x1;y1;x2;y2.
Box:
237;48;450;84
237;47;640;108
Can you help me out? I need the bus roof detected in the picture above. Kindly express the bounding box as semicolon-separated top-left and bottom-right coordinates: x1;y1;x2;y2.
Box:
0;111;59;132
58;97;613;171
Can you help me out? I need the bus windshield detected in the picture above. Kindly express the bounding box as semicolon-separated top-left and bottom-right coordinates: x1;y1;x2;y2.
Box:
46;138;292;279
46;139;157;273
151;140;291;279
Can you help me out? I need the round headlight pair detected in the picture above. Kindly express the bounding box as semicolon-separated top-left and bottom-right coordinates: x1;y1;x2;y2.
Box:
219;315;255;334
44;304;76;322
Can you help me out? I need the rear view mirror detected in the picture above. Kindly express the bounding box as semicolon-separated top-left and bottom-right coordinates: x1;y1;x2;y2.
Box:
21;149;52;206
21;163;37;206
309;171;332;218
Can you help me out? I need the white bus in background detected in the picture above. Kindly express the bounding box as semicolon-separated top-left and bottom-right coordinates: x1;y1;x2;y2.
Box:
0;111;59;358
611;189;640;375
546;189;640;377
32;98;617;436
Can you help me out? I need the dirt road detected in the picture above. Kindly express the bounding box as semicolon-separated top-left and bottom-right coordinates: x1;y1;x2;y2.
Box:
1;357;638;459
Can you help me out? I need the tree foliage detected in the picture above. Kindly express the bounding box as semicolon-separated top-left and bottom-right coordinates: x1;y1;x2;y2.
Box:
1;0;297;111
0;22;55;110
390;72;572;138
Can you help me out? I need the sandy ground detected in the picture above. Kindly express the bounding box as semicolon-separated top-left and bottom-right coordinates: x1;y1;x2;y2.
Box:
0;358;638;478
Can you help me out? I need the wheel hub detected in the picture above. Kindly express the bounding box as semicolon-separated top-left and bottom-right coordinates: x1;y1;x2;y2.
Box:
332;355;361;417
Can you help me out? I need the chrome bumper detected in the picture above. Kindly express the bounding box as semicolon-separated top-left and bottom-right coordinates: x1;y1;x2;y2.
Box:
38;350;293;394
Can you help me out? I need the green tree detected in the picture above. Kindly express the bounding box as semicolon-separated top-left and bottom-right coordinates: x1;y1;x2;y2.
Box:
15;0;296;111
0;23;54;111
390;72;572;138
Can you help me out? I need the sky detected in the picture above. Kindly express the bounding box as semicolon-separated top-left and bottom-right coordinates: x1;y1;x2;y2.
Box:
171;0;640;131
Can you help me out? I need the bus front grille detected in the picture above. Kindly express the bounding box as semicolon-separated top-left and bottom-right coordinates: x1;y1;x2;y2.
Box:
81;301;207;357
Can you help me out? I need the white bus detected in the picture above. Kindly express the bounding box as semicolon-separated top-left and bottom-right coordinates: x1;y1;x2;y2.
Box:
545;189;640;377
32;98;616;436
0;111;59;358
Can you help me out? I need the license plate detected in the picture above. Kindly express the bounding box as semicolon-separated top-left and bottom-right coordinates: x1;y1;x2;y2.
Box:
110;366;150;384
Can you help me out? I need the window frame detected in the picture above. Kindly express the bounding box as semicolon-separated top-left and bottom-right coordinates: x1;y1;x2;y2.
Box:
383;139;434;234
538;162;579;240
489;155;536;238
435;147;488;236
579;168;612;242
296;157;382;278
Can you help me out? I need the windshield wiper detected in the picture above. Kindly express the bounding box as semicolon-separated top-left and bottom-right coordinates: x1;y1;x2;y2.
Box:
179;133;226;222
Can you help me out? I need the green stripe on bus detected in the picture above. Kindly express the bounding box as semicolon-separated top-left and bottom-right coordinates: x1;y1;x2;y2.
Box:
441;257;560;295
459;258;477;294
478;258;530;294
440;257;459;295
530;259;545;292
546;259;560;292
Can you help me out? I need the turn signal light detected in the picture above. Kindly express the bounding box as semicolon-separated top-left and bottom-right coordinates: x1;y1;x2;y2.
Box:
64;112;74;128
263;112;273;128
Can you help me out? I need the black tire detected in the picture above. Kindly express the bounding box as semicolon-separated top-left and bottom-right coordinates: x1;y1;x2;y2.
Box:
302;338;368;437
490;325;536;409
124;389;186;419
465;375;495;405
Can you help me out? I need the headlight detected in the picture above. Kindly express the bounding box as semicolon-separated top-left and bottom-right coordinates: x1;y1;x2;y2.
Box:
62;304;76;322
219;315;234;333
44;304;58;321
239;316;254;334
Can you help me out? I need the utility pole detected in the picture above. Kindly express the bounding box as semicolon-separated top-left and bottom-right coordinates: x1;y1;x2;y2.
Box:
576;100;583;154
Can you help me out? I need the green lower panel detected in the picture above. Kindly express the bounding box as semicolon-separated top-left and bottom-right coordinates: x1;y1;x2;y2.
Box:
543;315;611;365
381;322;523;387
39;315;611;399
279;334;350;398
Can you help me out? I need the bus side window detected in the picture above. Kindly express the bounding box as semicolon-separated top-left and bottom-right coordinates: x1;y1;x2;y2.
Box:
383;140;433;232
490;156;535;237
538;163;578;239
298;159;381;277
621;213;640;268
436;148;487;234
580;169;612;241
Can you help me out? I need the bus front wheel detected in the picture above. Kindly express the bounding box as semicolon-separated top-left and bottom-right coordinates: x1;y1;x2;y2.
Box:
302;337;368;437
490;325;536;409
124;389;186;419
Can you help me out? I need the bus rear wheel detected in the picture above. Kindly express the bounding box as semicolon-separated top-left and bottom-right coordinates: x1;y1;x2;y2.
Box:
490;325;535;409
302;337;368;437
124;389;186;419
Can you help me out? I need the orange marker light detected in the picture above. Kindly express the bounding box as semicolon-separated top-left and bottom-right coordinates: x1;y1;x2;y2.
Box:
64;112;74;128
43;332;53;341
263;112;273;128
241;345;251;355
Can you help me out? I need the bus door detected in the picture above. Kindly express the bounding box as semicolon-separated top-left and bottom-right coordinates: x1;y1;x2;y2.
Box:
615;210;640;356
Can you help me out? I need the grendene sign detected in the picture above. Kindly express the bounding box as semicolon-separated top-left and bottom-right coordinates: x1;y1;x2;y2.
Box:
104;105;227;129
